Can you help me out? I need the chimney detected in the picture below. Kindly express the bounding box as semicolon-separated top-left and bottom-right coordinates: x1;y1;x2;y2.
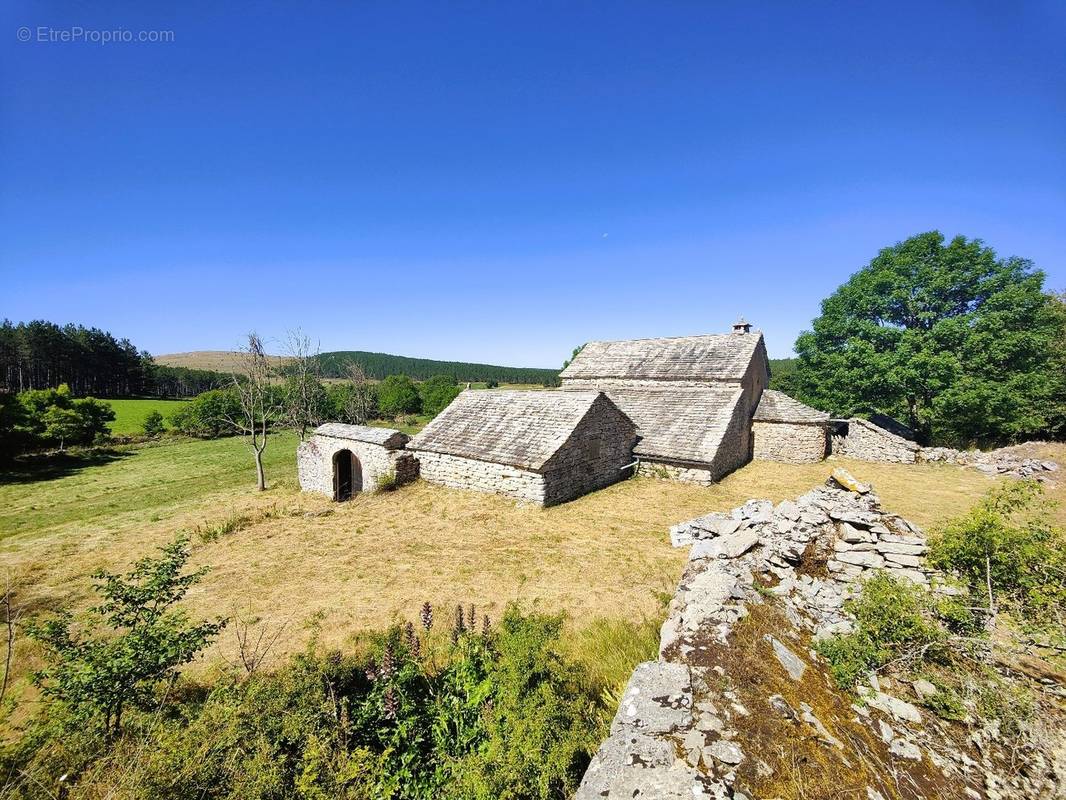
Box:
732;317;752;335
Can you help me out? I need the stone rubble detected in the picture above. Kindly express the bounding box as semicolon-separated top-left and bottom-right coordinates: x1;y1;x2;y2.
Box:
918;446;1059;482
576;469;1065;799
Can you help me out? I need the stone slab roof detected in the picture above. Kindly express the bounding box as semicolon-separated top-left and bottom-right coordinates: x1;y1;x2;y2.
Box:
603;387;744;465
313;423;409;450
559;333;763;383
753;390;830;424
407;390;616;471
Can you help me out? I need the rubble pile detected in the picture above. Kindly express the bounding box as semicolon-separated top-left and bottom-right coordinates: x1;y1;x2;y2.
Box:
575;470;1066;800
919;446;1059;482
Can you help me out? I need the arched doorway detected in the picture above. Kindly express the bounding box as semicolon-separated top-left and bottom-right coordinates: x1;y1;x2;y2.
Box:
333;449;362;501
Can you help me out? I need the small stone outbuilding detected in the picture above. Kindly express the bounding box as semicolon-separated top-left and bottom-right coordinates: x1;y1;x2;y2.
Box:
297;423;418;500
753;389;830;463
407;389;637;506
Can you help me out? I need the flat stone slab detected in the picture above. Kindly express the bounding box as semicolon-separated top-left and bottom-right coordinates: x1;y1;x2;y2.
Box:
768;636;807;681
690;530;759;560
612;661;693;735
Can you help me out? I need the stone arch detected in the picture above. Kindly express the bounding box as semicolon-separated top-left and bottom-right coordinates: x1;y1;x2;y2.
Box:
333;449;362;501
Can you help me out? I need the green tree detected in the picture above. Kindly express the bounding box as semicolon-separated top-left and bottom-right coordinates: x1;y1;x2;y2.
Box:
378;375;422;418
142;409;166;437
419;374;462;416
170;388;242;438
41;406;81;450
26;536;225;738
793;232;1065;445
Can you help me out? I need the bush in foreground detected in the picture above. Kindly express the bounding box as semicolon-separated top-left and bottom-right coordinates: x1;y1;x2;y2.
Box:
4;595;606;800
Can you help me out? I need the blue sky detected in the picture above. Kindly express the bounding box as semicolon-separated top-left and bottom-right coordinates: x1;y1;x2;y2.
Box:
2;2;1064;365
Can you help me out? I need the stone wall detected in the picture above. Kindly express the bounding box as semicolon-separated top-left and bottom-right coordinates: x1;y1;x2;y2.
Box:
577;472;1063;799
636;460;715;485
297;435;417;498
540;403;638;505
413;450;547;504
831;418;919;463
709;386;757;478
753;420;828;463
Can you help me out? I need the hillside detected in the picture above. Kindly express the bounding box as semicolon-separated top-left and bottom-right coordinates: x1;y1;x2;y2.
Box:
315;350;558;383
154;350;290;373
157;349;559;383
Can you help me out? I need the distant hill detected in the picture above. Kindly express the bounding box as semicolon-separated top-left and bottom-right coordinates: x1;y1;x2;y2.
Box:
155;351;290;374
156;349;559;384
315;351;559;384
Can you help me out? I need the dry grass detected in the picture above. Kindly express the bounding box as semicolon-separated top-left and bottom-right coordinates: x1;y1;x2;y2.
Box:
154;350;290;374
3;437;1064;724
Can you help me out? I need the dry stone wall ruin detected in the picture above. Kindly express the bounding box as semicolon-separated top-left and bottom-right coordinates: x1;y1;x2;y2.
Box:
576;470;1064;799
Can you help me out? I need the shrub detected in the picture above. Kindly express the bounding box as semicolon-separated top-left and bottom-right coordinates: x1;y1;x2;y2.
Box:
816;572;945;690
142;409;166;437
377;375;421;418
929;480;1066;622
171;388;242;438
4;604;604;800
25;536;225;737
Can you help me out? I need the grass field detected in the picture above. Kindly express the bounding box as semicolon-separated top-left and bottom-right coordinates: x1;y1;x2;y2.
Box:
3;434;1063;733
104;397;191;435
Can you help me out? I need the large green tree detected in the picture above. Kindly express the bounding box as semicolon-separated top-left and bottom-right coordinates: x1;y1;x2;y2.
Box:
793;232;1065;446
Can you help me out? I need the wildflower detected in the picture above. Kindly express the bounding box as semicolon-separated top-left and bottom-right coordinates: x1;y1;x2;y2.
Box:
467;603;475;630
482;614;490;635
420;602;433;631
383;686;398;720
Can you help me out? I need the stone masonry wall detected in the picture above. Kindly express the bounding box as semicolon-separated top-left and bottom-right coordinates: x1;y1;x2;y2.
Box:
297;435;416;497
540;404;638;505
832;417;919;463
636;460;715;485
709;387;757;479
414;451;547;504
753;420;828;463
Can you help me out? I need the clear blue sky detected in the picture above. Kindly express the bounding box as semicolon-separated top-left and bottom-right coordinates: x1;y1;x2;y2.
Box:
2;2;1064;365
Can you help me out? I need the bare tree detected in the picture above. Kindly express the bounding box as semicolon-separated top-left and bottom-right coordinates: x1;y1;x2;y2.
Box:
282;329;324;440
1;575;22;707
229;612;289;677
228;332;283;491
341;362;378;425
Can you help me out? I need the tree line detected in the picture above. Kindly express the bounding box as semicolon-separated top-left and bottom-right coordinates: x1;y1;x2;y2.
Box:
316;350;559;385
0;320;228;398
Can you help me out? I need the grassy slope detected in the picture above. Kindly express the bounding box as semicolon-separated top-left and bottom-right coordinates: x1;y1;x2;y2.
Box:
105;398;191;435
7;435;1061;690
157;350;558;383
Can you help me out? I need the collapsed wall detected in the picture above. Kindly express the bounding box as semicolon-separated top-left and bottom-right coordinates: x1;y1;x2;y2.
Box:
576;472;1065;800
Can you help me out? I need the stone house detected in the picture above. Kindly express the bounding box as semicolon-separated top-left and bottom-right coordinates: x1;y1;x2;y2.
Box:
297;423;418;500
406;389;637;505
752;389;830;463
559;321;770;484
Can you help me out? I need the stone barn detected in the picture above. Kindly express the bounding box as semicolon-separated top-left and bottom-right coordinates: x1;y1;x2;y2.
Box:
406;389;637;506
752;389;830;463
559;321;770;484
297;423;418;500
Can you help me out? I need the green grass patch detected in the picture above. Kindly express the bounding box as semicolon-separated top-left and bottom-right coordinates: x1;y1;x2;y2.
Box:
104;398;191;435
0;432;298;544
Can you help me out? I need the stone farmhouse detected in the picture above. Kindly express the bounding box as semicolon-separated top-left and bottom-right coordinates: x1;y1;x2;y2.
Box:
298;320;931;505
406;390;637;505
